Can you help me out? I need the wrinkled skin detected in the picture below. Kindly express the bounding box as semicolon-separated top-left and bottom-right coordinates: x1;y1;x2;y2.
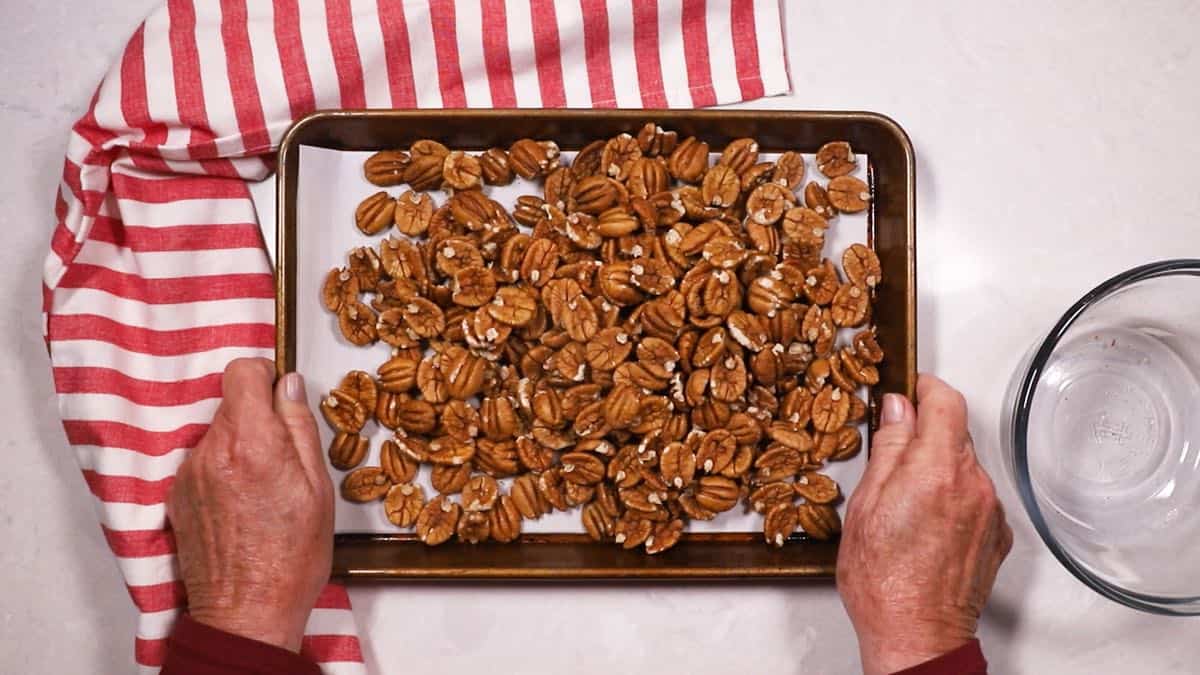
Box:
838;374;1013;674
167;359;333;651
168;360;1009;665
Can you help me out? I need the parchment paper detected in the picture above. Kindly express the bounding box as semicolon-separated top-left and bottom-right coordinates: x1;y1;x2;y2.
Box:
292;146;872;535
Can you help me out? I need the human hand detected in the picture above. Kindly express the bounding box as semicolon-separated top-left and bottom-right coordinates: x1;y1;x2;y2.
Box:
837;374;1012;674
167;359;333;652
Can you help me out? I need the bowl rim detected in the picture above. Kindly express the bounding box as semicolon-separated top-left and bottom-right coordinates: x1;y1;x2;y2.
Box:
1011;258;1200;615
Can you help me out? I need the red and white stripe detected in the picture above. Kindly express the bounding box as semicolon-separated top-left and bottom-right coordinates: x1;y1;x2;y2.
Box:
43;1;788;671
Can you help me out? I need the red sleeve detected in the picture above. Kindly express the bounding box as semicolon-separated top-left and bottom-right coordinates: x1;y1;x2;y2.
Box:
161;614;321;675
892;639;987;675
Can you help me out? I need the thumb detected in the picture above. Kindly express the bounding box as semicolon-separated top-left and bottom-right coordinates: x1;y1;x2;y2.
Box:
274;371;325;480
859;393;916;487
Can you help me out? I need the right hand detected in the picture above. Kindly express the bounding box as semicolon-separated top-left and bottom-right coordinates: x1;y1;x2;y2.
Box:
836;375;1012;674
166;359;334;652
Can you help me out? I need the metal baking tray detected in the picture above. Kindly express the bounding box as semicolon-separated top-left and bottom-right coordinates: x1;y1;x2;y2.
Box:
276;109;916;579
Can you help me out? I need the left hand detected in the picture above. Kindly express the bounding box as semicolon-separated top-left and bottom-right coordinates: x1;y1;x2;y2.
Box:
166;358;334;652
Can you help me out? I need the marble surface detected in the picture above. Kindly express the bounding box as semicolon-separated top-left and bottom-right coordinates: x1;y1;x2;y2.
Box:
4;1;1199;672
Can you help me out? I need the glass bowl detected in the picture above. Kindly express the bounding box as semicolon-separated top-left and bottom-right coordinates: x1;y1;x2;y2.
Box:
1004;259;1200;615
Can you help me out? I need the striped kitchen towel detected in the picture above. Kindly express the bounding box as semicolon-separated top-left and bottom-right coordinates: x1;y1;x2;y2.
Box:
43;1;789;672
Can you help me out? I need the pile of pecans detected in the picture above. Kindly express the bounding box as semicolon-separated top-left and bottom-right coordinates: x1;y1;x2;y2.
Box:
320;124;882;553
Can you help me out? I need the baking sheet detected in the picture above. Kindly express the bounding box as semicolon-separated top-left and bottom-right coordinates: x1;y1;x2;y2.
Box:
290;145;872;535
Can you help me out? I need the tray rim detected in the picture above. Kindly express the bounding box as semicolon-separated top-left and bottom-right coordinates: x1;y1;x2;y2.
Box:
275;108;917;580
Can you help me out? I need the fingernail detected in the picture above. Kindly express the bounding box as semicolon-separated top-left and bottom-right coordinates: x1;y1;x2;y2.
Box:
283;372;306;402
881;393;906;425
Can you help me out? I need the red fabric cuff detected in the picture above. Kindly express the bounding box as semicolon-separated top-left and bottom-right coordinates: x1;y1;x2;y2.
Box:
893;639;988;675
162;614;321;675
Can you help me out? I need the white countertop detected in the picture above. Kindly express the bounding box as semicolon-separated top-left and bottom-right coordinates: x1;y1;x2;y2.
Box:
3;2;1198;672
